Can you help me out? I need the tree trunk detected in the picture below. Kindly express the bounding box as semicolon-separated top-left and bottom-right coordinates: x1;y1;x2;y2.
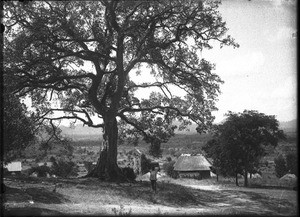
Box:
244;169;248;187
216;168;219;182
235;173;239;186
85;118;128;182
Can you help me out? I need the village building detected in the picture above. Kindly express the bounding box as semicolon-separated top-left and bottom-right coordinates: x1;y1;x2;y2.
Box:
174;154;212;179
4;161;22;174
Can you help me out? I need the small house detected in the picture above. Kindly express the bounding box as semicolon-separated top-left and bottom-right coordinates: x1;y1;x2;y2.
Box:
174;154;212;179
4;161;22;174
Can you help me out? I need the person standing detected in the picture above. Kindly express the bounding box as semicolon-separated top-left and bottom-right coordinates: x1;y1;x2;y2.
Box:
150;166;158;193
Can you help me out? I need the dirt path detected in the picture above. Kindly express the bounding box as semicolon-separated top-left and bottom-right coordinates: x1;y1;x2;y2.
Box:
177;180;298;216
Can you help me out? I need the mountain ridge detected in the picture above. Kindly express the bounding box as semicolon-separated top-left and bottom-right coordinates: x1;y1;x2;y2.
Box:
60;119;297;140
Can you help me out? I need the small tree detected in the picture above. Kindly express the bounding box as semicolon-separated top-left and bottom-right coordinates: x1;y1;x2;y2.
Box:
203;110;286;187
286;152;298;176
274;154;287;178
162;160;176;178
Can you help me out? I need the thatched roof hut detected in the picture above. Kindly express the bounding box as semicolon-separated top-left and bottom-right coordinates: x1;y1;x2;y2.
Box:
174;154;212;179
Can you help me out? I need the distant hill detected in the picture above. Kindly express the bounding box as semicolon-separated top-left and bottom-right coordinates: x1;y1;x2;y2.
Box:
279;119;297;132
60;121;199;139
60;119;297;141
60;125;102;141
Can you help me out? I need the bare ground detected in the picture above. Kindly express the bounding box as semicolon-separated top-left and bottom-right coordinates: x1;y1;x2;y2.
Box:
2;175;298;216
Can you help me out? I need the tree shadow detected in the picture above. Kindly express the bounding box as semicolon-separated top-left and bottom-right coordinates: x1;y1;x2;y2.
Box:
4;207;64;216
236;190;297;215
107;181;228;207
4;186;69;204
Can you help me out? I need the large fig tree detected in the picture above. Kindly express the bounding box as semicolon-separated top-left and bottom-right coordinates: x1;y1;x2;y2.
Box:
3;0;238;181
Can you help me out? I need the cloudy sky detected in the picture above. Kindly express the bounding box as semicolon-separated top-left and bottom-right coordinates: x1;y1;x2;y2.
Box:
205;0;297;122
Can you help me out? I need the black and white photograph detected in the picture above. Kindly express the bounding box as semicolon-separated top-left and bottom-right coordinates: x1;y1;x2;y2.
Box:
1;0;297;216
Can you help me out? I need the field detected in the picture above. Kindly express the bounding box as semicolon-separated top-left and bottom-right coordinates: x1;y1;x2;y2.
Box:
70;130;297;166
2;174;298;216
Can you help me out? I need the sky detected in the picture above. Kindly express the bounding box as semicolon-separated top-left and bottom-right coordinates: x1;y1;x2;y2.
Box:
204;0;297;123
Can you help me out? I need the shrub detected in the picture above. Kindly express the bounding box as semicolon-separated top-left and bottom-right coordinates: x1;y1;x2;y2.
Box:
49;156;56;163
286;152;298;176
121;167;136;181
51;160;78;178
149;142;162;158
83;161;96;173
29;165;51;177
166;157;172;162
162;161;176;178
274;154;287;178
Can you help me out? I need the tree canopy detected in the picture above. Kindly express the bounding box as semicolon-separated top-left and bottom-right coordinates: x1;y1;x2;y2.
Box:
3;0;238;180
203;110;286;186
3;68;74;164
3;86;35;162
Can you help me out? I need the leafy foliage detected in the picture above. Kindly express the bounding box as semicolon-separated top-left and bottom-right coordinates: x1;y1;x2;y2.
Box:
285;152;298;177
274;154;288;178
120;167;136;181
23;124;74;162
51;160;79;178
83;161;96;173
3;70;35;162
274;152;298;178
203;110;286;186
162;160;176;178
29;165;51;178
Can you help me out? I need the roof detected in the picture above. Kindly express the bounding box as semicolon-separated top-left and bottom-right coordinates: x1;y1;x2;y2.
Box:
174;155;212;171
280;173;297;180
5;161;22;172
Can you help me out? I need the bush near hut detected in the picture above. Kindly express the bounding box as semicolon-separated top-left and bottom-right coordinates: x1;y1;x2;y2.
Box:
162;161;176;178
29;165;51;177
